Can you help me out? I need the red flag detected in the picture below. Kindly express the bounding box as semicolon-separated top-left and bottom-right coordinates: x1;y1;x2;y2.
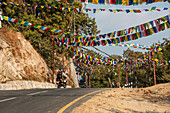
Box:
128;28;131;34
110;0;116;4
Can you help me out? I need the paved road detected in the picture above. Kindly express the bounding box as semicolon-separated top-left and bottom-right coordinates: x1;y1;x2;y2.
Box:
0;88;106;113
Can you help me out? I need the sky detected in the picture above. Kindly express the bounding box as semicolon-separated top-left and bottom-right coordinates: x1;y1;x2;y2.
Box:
82;2;170;56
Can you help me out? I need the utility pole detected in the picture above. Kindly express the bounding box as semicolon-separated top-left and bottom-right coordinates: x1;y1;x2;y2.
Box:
89;74;91;88
126;69;128;85
52;38;55;84
86;74;88;88
119;68;120;88
134;71;137;88
153;51;156;85
73;3;75;37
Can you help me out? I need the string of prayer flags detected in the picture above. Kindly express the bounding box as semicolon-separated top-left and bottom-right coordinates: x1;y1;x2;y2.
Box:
1;2;169;13
80;0;169;5
152;39;170;52
65;44;162;67
86;7;170;13
76;71;88;76
55;14;170;46
3;0;168;6
1;15;78;36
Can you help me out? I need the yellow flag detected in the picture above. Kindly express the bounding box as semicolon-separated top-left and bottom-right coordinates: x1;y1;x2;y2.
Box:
148;9;152;11
133;0;137;4
5;16;8;20
78;37;80;43
115;38;118;44
122;30;125;35
149;29;153;35
122;0;127;5
71;38;73;43
155;59;158;62
136;32;140;38
105;40;108;45
90;56;92;61
80;42;83;46
51;29;57;32
3;2;7;5
165;22;170;29
21;21;25;24
37;25;41;29
111;32;114;38
165;61;168;65
134;26;137;32
125;35;128;41
126;0;129;5
86;42;89;46
149;28;155;34
76;50;79;55
92;0;99;4
159;47;162;51
130;10;134;12
113;9;116;13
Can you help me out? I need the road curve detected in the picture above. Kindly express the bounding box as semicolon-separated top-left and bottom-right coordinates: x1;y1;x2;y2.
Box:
0;88;107;113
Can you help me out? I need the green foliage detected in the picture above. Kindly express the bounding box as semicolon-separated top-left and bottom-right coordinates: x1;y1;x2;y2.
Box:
2;0;100;70
122;39;170;88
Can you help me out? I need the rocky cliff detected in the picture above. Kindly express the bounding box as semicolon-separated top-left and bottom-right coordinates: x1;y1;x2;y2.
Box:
0;28;51;83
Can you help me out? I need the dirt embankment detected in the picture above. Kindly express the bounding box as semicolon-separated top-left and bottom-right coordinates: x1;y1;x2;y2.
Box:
71;83;170;113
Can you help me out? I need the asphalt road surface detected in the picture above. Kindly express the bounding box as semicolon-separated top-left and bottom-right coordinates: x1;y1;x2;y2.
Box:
0;88;107;113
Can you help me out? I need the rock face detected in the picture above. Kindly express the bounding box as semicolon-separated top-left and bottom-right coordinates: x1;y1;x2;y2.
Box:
0;28;51;83
69;58;79;88
56;55;79;88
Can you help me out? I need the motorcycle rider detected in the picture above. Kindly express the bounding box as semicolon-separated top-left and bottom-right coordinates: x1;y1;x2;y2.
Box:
56;69;67;88
56;69;62;82
61;70;67;87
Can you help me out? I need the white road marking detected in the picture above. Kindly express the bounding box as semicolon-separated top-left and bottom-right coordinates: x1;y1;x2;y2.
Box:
0;97;17;103
27;90;48;96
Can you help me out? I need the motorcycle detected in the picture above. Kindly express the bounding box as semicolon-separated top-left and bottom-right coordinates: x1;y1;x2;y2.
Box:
56;76;67;88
